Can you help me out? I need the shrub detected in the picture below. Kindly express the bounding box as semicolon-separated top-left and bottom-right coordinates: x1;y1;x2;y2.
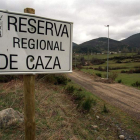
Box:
121;69;140;74
89;67;93;69
81;98;94;112
77;65;83;70
91;58;105;65
77;97;96;112
65;84;97;112
55;75;68;85
118;79;122;83
133;68;140;73
98;66;104;71
65;86;75;94
37;74;68;85
132;81;140;87
121;70;126;73
109;72;118;80
0;75;18;82
102;104;109;113
78;88;83;91
116;60;122;63
80;57;85;65
73;92;84;101
96;73;102;77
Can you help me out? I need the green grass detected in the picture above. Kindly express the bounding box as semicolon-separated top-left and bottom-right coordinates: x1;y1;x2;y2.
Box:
75;53;137;60
116;73;140;87
77;53;140;87
81;67;140;87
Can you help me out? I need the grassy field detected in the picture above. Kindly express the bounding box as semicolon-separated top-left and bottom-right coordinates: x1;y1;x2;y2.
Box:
0;75;140;139
74;53;140;88
76;53;136;60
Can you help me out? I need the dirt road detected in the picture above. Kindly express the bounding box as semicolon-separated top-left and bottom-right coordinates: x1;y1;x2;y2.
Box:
67;71;140;121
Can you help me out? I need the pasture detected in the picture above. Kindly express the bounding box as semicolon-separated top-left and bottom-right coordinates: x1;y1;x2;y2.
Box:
74;53;140;88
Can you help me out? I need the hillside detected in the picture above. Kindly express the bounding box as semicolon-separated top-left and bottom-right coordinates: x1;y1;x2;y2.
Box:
73;42;78;47
73;37;126;53
121;33;140;49
73;33;140;53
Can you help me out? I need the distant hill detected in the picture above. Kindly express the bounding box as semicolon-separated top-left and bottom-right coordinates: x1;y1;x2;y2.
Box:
72;42;78;50
73;33;140;53
74;37;126;53
121;33;140;49
73;42;78;47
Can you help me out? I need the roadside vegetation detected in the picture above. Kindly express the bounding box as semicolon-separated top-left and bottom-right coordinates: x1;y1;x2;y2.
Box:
0;74;140;139
73;53;140;88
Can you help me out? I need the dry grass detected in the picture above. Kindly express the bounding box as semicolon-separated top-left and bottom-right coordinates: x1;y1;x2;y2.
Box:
0;77;139;140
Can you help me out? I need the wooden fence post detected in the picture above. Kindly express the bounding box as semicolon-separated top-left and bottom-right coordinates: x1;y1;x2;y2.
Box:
24;8;35;140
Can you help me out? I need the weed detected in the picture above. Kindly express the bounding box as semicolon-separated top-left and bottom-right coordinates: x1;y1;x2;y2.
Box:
109;72;118;80
80;57;85;66
37;74;68;85
65;86;75;94
96;73;102;77
102;104;109;113
118;79;122;83
81;98;96;112
73;92;84;101
131;81;140;87
0;75;18;82
78;88;83;91
77;65;83;70
95;66;106;71
121;68;140;74
91;58;105;65
55;75;68;85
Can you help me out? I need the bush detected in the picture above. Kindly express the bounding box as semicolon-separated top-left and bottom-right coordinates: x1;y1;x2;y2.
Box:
89;67;93;69
118;79;122;83
91;58;105;65
96;73;102;77
37;74;68;85
109;72;118;80
95;66;106;71
73;92;84;101
121;70;126;73
65;85;96;112
81;98;94;112
80;57;85;65
65;86;75;94
55;75;68;85
102;104;109;113
132;81;140;87
0;75;18;83
77;65;83;70
116;60;122;63
121;69;140;74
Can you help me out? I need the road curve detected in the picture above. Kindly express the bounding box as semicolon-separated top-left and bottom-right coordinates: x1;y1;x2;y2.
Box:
67;71;140;121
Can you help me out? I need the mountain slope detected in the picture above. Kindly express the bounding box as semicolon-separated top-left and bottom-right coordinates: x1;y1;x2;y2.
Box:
121;33;140;49
73;42;78;47
74;37;125;53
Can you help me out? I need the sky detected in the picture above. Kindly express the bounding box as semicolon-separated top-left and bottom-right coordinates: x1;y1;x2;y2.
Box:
1;0;140;44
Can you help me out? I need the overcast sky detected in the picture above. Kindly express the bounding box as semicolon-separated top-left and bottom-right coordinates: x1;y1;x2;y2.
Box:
1;0;140;44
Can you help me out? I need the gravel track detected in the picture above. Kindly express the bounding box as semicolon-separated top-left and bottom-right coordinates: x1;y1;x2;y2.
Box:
67;71;140;121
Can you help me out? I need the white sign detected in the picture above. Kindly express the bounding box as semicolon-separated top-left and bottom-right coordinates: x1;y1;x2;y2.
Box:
0;10;73;75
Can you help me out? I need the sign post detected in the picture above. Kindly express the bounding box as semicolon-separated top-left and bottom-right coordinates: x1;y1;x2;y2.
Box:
23;8;35;140
24;74;35;140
